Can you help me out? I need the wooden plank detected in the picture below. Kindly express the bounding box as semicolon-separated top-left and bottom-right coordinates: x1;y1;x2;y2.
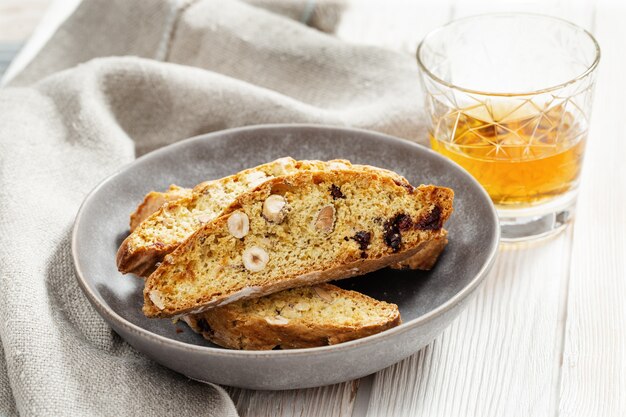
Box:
558;4;626;416
228;381;358;417
364;232;574;417
0;0;52;42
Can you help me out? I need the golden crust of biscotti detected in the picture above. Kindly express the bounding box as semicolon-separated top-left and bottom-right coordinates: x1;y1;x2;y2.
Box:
129;185;192;232
129;186;187;232
143;169;454;318
182;284;401;350
117;158;356;276
390;229;448;270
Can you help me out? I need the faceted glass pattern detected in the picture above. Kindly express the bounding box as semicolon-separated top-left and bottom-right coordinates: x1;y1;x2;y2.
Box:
417;14;599;208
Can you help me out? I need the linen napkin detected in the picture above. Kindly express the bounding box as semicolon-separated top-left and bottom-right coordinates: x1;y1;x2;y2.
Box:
0;0;426;415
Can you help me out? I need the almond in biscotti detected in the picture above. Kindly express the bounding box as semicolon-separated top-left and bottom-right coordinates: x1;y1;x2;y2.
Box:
313;285;334;303
227;211;249;238
242;246;269;272
262;195;288;223
142;169;453;318
148;290;165;310
245;171;270;189
265;316;289;325
313;205;335;233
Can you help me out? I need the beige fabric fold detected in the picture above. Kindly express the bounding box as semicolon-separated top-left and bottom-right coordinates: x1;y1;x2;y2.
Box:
0;0;426;416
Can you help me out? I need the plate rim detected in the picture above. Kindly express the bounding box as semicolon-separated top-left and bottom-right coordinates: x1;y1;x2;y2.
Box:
71;123;500;358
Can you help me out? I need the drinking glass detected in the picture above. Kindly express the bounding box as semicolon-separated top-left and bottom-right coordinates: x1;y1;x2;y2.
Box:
417;13;600;241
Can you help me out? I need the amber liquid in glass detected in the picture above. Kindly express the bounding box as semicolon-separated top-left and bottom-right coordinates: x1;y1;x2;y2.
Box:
430;104;587;206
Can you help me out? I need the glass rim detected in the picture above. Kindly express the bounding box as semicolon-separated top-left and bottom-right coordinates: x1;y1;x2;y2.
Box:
416;12;601;97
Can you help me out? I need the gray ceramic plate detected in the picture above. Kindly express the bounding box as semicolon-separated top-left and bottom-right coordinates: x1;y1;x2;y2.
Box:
72;124;499;390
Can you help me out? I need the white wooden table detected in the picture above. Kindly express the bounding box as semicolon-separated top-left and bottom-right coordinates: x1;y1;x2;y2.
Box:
5;1;625;415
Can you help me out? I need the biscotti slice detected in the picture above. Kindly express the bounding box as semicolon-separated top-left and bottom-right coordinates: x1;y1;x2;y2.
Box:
123;163;438;276
143;170;453;318
118;158;415;277
117;157;355;276
129;192;448;272
182;284;400;350
130;185;192;232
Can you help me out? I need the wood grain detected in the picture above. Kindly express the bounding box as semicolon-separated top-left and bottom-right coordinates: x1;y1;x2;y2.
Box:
228;381;358;417
558;5;626;416
364;232;574;417
0;0;52;42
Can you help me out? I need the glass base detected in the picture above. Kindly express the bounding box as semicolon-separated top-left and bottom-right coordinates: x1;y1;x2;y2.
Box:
497;191;577;242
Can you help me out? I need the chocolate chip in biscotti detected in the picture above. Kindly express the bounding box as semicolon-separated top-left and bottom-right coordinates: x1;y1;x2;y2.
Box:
384;227;402;252
329;184;345;199
415;205;443;230
383;214;411;252
352;231;371;250
395;213;413;231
